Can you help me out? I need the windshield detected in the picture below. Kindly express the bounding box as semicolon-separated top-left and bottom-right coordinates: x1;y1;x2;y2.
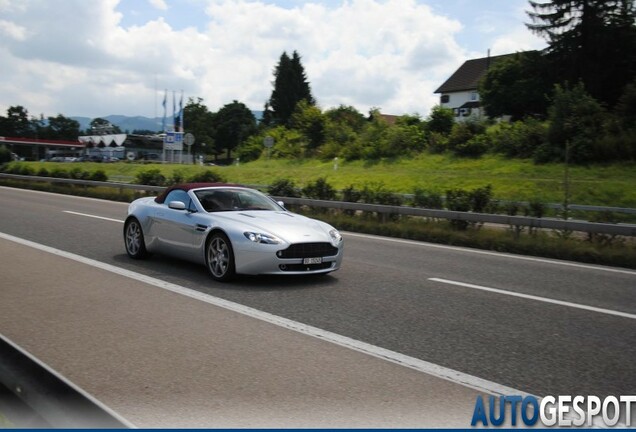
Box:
194;188;283;213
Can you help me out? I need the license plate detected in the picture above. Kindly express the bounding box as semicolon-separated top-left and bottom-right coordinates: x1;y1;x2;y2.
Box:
303;257;322;265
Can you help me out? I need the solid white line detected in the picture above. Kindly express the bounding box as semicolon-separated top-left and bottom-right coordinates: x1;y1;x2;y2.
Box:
429;278;636;320
0;231;529;399
63;210;124;224
344;231;636;276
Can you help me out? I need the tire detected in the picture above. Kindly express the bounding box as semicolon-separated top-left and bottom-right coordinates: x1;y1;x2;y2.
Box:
124;218;149;259
205;232;236;282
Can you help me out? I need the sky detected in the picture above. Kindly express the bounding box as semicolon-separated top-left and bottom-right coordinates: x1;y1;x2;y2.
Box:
0;0;547;121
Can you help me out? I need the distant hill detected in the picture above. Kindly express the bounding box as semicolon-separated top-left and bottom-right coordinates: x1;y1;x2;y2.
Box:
72;111;264;134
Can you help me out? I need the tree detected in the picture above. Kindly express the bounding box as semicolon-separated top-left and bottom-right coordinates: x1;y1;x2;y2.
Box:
0;106;34;137
536;83;607;163
183;97;215;158
289;99;325;151
268;51;315;126
527;0;636;107
44;114;80;140
211;100;257;159
479;51;552;120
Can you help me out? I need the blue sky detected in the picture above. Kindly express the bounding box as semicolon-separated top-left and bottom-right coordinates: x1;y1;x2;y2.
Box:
0;0;546;119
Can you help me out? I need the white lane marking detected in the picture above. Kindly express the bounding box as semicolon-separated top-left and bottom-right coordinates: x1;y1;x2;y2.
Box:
63;211;124;224
429;278;636;320
0;231;529;399
344;231;636;276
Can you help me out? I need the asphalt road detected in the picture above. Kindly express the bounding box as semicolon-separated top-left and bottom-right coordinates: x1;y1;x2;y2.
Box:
1;186;635;425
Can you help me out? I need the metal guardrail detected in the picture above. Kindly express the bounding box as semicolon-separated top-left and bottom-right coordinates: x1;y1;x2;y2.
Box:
1;172;635;237
0;335;130;428
273;197;636;237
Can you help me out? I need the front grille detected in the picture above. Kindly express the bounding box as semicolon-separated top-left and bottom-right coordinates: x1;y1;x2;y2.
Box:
277;242;338;259
279;262;334;272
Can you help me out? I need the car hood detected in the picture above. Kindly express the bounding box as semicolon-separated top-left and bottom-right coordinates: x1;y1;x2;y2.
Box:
215;211;332;244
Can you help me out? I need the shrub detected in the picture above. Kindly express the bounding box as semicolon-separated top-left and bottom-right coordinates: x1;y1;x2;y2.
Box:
341;185;362;215
49;168;69;178
446;188;471;229
188;170;226;183
0;146;11;164
490;119;547;159
360;182;404;221
90;170;108;182
268;178;301;197
169;169;187;185
453;134;490;157
135;169;166;186
235;135;265;162
69;167;90;180
469;185;493;213
412;188;443;209
302;177;336;200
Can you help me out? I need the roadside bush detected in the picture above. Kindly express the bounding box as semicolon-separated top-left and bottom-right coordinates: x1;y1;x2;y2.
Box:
302;177;336;201
268;178;301;197
90;170;108;182
412;188;443;209
360;182;404;221
469;185;493;213
135;168;166;186
169;169;187;185
445;188;471;230
341;185;362;216
69;167;90;180
37;167;49;177
49;168;69;178
188;170;226;183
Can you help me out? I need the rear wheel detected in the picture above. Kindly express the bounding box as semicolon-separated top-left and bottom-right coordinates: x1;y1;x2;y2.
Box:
124;218;148;259
206;232;236;282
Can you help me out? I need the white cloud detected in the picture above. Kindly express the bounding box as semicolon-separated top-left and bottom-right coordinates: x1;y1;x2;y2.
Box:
0;0;495;121
0;19;27;40
148;0;168;11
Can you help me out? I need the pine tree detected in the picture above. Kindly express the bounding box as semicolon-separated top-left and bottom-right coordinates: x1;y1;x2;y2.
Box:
526;0;636;107
268;51;315;126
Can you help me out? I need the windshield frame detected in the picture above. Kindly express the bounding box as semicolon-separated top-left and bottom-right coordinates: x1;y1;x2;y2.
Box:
193;188;284;213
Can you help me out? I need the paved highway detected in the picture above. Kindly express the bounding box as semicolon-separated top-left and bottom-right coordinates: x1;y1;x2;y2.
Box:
0;186;635;426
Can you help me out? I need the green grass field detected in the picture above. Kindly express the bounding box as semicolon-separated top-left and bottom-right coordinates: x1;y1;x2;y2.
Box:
9;154;636;208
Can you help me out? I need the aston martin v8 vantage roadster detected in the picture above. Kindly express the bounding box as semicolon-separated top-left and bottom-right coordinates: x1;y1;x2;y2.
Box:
124;183;344;281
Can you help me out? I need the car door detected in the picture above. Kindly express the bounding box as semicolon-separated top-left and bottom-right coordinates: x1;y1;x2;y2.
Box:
153;189;196;259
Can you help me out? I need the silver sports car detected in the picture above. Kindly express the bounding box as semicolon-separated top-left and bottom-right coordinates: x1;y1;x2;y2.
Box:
123;183;344;281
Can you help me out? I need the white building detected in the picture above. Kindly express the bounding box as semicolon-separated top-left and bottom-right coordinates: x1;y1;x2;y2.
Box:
434;53;518;121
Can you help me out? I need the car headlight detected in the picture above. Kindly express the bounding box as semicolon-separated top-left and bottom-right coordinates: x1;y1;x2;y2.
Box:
329;229;343;243
244;232;281;244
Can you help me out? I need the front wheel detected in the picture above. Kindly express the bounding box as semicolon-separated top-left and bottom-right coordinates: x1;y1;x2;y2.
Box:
205;232;236;282
124;218;149;259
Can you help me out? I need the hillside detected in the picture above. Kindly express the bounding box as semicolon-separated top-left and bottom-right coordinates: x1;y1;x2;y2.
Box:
72;111;264;133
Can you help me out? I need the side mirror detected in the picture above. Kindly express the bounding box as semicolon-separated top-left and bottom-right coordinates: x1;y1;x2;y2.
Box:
168;201;186;210
277;201;285;208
